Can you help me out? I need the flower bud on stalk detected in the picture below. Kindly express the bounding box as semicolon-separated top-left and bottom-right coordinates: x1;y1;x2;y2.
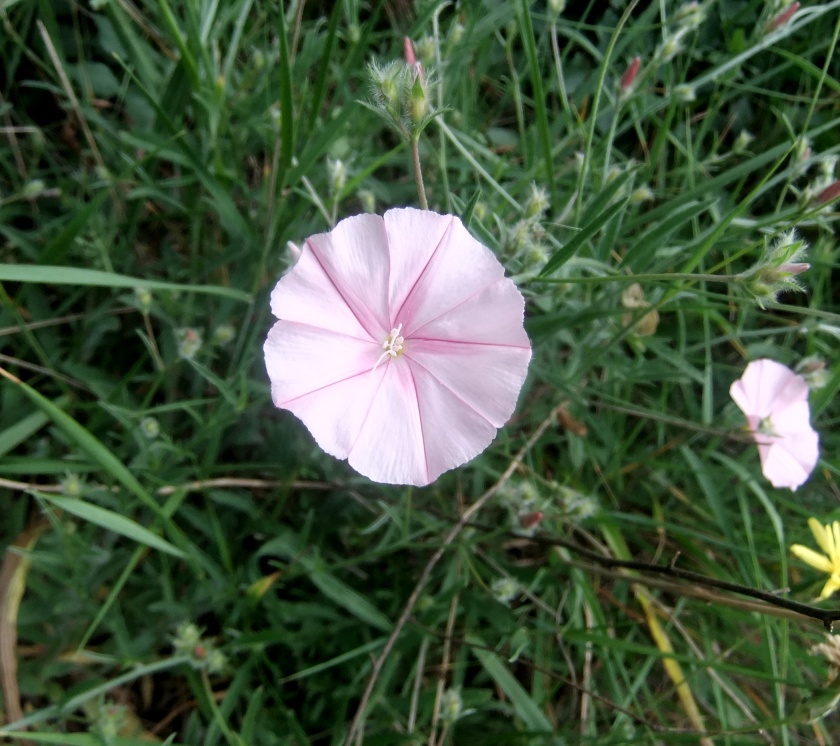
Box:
619;56;641;92
768;2;800;32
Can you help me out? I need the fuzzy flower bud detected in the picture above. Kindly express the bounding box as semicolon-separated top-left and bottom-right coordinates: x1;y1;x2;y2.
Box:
440;689;464;724
358;189;376;213
768;2;800;32
815;180;840;207
211;323;236;346
491;577;519;606
134;287;152;313
796;356;830;390
619;56;641;92
327;157;347;195
408;68;429;124
675;2;706;30
61;472;83;497
524;183;550;218
22;179;47;199
629;185;655;204
657;29;687;62
414;36;435;67
732;130;755;154
673;84;696;103
739;230;810;306
140;417;160;439
176;327;203;360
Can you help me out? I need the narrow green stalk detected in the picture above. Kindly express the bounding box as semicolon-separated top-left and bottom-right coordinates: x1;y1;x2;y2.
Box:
411;136;428;209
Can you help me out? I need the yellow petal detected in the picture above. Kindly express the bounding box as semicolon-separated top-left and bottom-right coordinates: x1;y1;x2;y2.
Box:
791;544;834;573
832;522;840;565
819;574;840;600
808;518;834;558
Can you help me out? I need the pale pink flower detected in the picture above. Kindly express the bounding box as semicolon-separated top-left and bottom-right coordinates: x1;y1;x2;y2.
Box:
264;207;532;486
729;359;819;491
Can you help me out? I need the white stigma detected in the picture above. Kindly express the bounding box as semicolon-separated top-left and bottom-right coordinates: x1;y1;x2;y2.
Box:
372;324;405;371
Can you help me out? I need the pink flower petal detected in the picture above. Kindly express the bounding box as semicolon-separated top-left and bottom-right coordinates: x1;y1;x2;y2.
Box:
409;360;499;482
397;214;509;335
410;278;530;346
729;358;808;418
758;429;819;490
264;321;379;406
271;248;373;341
348;361;428;485
383;207;454;320
305;213;392;338
406;339;530;427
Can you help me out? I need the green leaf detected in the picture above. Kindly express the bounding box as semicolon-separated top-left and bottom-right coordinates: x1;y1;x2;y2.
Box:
0;264;250;302
539;199;628;276
37;494;185;558
469;636;553;732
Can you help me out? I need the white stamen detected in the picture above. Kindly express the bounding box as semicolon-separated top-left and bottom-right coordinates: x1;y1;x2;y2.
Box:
372;324;405;371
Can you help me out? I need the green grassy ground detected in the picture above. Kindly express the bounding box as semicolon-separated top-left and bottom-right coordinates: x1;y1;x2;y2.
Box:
1;0;840;743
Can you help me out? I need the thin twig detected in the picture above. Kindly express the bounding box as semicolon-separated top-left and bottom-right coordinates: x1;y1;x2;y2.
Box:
1;477;334;497
345;406;560;745
525;532;840;631
429;589;459;746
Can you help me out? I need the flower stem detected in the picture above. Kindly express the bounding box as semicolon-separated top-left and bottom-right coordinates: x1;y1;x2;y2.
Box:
411;135;428;209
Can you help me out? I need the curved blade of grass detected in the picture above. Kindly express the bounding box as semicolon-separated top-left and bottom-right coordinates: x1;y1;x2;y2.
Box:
0;264;250;302
0;404;60;459
275;1;295;178
516;0;554;206
36;494;184;558
619;200;710;269
539;199;628;276
468;636;553;732
0;368;188;550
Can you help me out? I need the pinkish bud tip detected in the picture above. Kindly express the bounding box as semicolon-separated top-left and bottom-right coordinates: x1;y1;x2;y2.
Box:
403;37;417;66
769;2;800;31
620;56;641;90
518;511;544;530
816;180;840;205
780;262;810;276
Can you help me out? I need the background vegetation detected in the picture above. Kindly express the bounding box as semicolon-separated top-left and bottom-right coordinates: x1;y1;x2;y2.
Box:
1;0;839;743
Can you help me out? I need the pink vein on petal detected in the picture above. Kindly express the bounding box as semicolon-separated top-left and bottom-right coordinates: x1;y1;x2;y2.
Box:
305;238;380;340
410;336;530;350
405;363;431;483
391;217;455;326
406;355;495;427
274;366;376;408
347;364;392;456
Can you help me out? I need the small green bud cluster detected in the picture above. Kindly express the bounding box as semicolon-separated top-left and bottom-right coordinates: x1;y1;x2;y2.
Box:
732;130;755;154
556;485;600;522
139;416;160;439
491;576;519;606
327;157;347;196
365;55;438;141
175;327;203;360
61;472;84;496
504;183;550;273
796;356;829;390
738;229;810;308
440;688;465;724
89;703;132;739
172;622;228;674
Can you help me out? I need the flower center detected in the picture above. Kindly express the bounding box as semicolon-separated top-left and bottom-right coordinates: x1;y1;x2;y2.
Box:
757;415;778;438
372;324;405;371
